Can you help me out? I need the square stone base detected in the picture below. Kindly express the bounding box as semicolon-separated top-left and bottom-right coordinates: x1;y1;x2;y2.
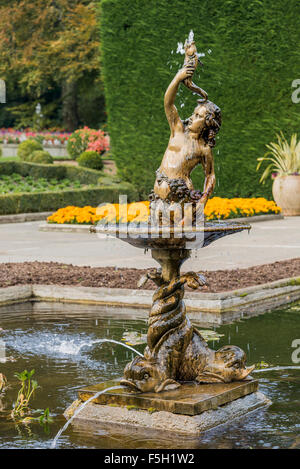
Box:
65;391;271;436
78;378;259;416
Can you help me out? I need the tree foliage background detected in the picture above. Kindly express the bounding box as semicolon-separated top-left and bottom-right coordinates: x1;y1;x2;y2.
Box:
0;0;105;130
100;0;300;199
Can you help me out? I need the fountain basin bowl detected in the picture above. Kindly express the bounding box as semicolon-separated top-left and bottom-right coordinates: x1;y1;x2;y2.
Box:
90;221;251;250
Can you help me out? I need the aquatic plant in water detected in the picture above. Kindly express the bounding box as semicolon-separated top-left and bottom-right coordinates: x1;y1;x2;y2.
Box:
197;329;224;342
11;370;38;419
11;369;53;426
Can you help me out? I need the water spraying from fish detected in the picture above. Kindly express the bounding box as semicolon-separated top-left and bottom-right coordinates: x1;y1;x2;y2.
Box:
84;338;143;357
51;385;125;449
176;30;205;59
176;42;185;55
253;366;300;373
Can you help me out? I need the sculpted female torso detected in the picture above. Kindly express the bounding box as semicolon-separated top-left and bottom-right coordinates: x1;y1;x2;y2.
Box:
156;117;211;191
160;130;204;180
153;60;221;208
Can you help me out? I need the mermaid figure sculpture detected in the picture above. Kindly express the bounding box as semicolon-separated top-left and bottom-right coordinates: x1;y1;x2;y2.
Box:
120;36;254;393
149;36;221;226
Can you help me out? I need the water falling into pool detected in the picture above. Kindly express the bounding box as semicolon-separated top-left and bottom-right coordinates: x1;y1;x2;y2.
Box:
51;385;125;449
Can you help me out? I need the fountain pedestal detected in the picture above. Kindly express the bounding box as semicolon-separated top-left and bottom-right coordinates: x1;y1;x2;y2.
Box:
62;32;272;439
62;223;272;436
65;379;270;435
151;248;190;282
78;378;259;414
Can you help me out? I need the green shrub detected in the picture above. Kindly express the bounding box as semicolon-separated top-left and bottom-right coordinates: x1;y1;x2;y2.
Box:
30;150;54;165
17;139;43;162
77;151;104;170
0;160;100;182
33;135;44;145
67;128;91;160
64;165;101;184
100;0;300;199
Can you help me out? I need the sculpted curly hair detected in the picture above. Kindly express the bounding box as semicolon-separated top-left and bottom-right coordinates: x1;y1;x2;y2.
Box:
201;100;222;147
184;100;222;148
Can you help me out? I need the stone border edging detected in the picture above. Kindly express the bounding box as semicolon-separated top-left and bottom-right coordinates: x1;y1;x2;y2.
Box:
0;212;53;224
38;213;284;233
1;275;299;324
1;143;68;158
226;214;283;223
39;223;92;232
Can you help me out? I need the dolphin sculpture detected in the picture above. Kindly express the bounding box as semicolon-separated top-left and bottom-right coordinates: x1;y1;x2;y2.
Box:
121;270;254;393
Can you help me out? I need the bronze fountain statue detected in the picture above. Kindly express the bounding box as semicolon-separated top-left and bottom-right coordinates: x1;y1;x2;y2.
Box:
93;34;254;394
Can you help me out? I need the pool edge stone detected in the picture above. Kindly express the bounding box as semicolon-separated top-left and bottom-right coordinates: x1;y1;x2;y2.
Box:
0;278;299;324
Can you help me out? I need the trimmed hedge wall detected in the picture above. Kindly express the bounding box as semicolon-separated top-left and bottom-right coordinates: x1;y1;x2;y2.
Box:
0;160;102;184
100;0;300;199
0;161;138;214
0;185;137;215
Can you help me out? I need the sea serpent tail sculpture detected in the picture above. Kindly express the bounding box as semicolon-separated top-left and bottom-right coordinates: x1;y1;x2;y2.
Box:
121;270;255;393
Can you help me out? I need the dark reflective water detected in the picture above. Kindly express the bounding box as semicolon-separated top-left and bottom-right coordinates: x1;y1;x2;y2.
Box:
0;302;299;449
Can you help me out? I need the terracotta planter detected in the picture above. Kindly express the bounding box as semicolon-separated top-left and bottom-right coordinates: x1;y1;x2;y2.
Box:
272;175;300;216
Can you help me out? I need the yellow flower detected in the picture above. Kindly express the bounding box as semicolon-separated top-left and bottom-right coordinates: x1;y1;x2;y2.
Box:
47;198;281;225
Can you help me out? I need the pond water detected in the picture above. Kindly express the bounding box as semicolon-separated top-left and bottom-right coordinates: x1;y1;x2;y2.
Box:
0;301;299;449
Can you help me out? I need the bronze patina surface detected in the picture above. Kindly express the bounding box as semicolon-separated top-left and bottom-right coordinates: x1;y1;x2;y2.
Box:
149;36;221;222
121;262;255;394
91;34;255;395
78;379;259;416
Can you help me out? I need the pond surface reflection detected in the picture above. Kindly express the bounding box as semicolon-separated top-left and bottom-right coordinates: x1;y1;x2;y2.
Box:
0;301;299;449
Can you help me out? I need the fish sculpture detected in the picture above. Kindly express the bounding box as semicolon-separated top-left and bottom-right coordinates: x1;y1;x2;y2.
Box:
121;270;255;393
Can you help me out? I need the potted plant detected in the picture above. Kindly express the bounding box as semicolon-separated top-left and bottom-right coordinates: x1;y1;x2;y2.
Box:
257;132;300;216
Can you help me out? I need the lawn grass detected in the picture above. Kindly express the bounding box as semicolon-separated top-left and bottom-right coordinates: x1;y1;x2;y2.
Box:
0;155;72;162
0;173;95;194
0;156;21;162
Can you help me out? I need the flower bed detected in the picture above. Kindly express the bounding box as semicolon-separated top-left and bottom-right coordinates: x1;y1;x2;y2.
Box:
47;202;150;224
0;128;71;146
67;127;109;160
47;197;281;224
204;197;281;220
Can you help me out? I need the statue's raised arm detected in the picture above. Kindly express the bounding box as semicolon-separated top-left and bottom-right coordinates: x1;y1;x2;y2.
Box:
164;38;207;135
164;66;195;135
150;35;221;220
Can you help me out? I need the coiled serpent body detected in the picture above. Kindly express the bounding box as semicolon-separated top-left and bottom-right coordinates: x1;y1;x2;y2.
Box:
121;269;254;393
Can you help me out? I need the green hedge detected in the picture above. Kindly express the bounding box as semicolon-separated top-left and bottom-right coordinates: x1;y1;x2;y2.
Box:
0;161;138;214
100;0;300;199
0;184;138;215
0;160;102;184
